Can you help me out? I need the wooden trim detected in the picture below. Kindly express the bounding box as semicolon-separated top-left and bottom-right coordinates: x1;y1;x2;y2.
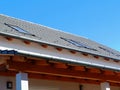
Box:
113;60;119;63
12;55;25;62
23;41;31;45
70;51;76;54
7;61;120;83
104;57;110;61
72;66;86;71
93;55;99;59
82;53;88;56
103;70;115;75
41;44;48;48
53;63;68;69
36;60;50;66
0;71;120;86
5;37;13;41
88;68;101;73
56;48;63;51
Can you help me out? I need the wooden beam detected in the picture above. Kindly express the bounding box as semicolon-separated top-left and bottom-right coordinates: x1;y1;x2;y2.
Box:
5;37;13;41
0;71;101;85
70;51;76;54
88;68;101;74
56;48;63;51
93;55;99;59
41;44;48;48
104;58;110;61
113;60;119;63
23;41;31;45
12;55;25;62
53;63;68;69
0;71;120;86
72;66;86;71
82;53;88;56
115;72;120;76
103;70;115;75
35;60;50;66
29;73;100;84
48;61;69;69
7;61;120;83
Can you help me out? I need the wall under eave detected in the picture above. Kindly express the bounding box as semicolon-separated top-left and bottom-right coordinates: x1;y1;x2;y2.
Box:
0;76;120;90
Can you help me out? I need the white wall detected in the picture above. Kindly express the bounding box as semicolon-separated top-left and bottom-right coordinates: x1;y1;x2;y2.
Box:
0;76;120;90
81;84;120;90
29;79;79;90
0;76;16;90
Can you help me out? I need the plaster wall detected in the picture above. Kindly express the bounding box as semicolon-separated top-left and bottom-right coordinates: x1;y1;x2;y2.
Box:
0;76;120;90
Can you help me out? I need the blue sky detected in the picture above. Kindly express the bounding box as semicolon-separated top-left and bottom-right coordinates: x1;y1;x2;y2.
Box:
0;0;120;51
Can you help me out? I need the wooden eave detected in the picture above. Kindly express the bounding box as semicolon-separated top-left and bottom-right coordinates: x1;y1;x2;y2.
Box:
0;55;120;86
1;35;120;86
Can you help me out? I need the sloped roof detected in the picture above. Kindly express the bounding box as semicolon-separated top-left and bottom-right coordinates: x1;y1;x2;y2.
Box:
0;14;120;60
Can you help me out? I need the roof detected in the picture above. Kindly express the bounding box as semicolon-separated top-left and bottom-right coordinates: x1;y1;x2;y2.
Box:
0;14;120;60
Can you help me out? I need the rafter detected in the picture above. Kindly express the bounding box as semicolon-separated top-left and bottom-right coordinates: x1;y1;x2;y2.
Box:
53;63;68;69
70;51;76;54
7;61;120;83
103;70;115;75
72;66;86;71
41;44;48;48
88;67;101;73
56;47;63;51
5;37;13;41
23;40;31;45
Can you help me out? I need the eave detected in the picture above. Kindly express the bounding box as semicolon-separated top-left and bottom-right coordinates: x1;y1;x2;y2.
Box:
0;33;119;71
0;54;120;86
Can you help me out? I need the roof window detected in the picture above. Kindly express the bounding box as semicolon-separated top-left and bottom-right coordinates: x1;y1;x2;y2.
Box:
60;37;97;51
4;23;35;36
99;46;120;57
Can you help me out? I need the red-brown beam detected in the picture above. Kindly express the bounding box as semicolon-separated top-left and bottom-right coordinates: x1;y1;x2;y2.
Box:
7;61;120;83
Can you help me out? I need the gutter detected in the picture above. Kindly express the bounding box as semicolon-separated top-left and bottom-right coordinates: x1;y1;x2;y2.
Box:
17;49;120;71
0;46;119;71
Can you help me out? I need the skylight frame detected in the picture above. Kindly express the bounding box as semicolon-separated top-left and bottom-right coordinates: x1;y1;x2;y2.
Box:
4;23;35;36
99;46;120;57
60;37;98;51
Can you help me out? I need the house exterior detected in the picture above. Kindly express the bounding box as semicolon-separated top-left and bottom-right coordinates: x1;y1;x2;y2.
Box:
0;14;120;90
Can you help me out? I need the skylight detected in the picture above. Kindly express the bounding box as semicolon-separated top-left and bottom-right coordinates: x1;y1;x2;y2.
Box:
99;46;120;57
4;23;35;36
60;37;97;51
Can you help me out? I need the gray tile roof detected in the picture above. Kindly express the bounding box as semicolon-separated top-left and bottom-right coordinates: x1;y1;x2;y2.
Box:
0;14;120;60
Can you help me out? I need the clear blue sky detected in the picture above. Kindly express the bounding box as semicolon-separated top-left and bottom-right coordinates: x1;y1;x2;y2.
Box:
0;0;120;51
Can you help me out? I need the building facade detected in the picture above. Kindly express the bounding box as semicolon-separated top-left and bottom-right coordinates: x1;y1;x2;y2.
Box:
0;14;120;90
